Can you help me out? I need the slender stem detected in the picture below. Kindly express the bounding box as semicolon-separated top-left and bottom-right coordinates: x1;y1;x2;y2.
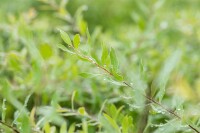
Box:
123;81;181;119
74;49;200;133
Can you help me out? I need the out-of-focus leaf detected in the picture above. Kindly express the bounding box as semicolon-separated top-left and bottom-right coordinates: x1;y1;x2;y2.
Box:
101;42;109;65
82;120;88;133
110;48;119;72
73;34;80;49
79;72;102;78
21;114;31;133
30;107;36;126
113;71;124;81
103;113;121;133
60;30;72;46
2;99;6;122
39;44;53;60
153;119;182;133
60;122;67;133
86;28;91;44
71;91;77;111
57;44;75;54
154;50;182;102
77;54;89;62
68;123;75;133
44;123;51;133
122;116;129;133
78;107;86;115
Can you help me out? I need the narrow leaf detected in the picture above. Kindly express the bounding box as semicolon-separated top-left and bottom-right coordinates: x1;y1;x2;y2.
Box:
60;30;72;46
60;122;67;133
122;116;129;133
86;28;91;44
103;113;121;133
73;34;80;49
68;123;75;133
154;50;182;102
79;73;102;78
57;44;75;54
110;48;119;72
101;43;108;65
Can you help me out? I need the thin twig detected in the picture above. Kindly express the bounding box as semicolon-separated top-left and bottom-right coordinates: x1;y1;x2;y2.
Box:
73;49;200;133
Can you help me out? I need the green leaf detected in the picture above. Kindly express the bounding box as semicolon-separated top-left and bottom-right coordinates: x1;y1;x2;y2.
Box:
73;34;80;49
2;99;6;122
86;28;91;44
110;48;119;72
57;44;75;54
60;30;72;46
101;43;109;65
71;91;77;111
154;50;182;102
122;116;134;133
77;54;89;62
122;116;129;133
44;123;51;133
103;113;121;133
68;123;75;133
79;72;102;78
109;104;117;119
39;44;53;60
60;122;67;133
79;19;87;35
78;107;86;115
113;71;124;81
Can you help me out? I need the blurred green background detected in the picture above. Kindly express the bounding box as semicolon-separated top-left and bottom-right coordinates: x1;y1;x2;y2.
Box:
0;0;200;132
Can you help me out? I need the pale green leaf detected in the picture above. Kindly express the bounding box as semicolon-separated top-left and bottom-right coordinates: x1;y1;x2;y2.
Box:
101;43;109;65
44;123;51;133
86;28;91;44
103;113;121;133
79;72;102;78
110;48;119;72
57;44;75;54
73;34;80;49
113;71;124;81
60;122;67;133
60;30;72;46
68;123;75;133
71;91;77;111
78;107;86;115
122;116;129;133
154;50;182;102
